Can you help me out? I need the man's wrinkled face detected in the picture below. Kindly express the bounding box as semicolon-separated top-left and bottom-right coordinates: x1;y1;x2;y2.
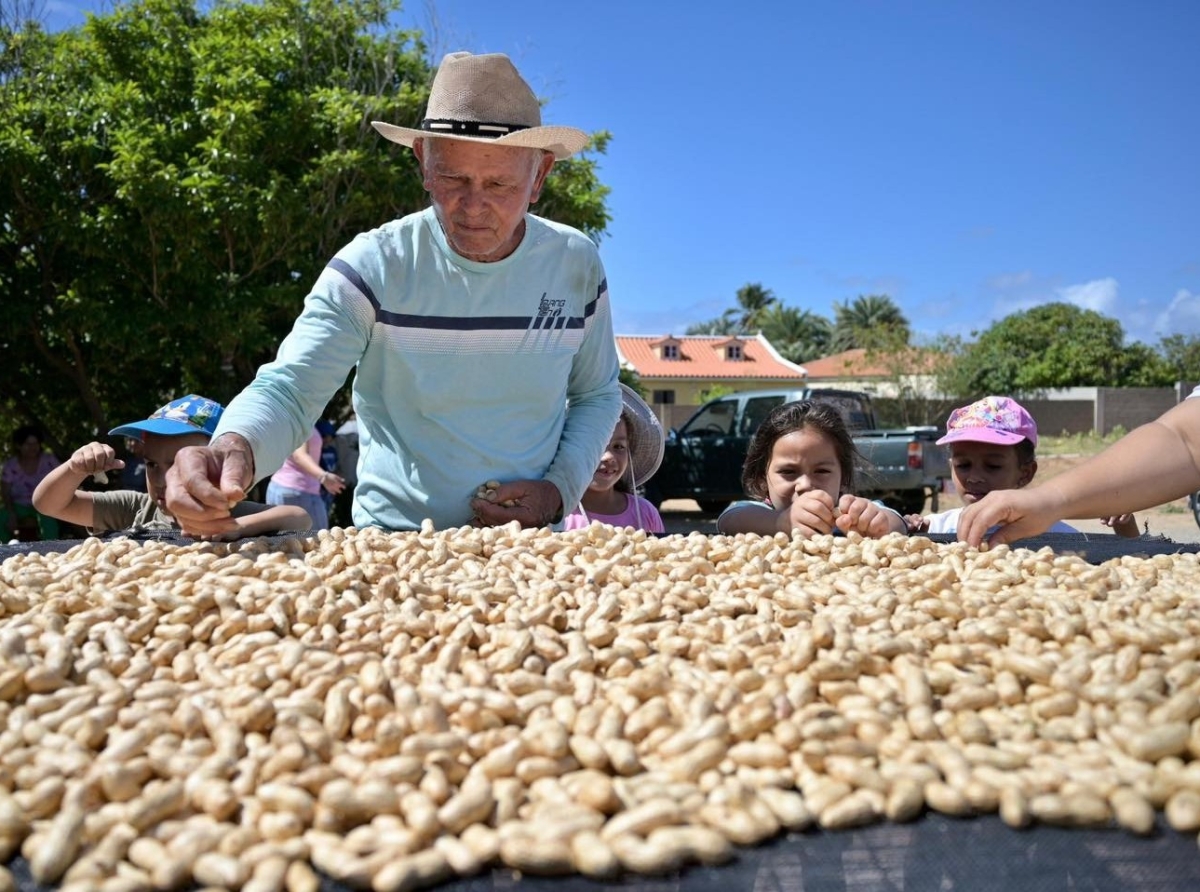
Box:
415;138;554;263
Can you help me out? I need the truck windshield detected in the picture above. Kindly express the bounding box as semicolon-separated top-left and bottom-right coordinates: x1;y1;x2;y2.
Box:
682;401;736;436
741;397;786;436
817;396;870;431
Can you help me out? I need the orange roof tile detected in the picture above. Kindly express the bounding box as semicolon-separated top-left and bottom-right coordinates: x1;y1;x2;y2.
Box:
803;347;944;378
616;334;808;380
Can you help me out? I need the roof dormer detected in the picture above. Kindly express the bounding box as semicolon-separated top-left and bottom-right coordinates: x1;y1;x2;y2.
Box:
713;336;745;362
649;335;683;361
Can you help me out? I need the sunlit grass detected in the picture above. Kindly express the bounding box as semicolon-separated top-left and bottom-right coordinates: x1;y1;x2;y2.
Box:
1038;428;1129;457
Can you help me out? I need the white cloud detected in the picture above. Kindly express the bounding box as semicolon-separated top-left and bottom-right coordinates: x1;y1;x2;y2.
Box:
1056;277;1119;314
1152;289;1200;339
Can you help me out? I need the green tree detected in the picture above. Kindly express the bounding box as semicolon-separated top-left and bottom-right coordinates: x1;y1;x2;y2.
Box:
756;305;832;364
1157;334;1200;382
831;294;911;352
949;303;1168;395
0;0;611;451
685;312;740;336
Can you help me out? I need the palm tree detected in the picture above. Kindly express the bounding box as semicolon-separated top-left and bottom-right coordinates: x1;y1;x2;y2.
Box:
831;294;911;351
733;282;779;332
685;312;741;336
757;305;832;364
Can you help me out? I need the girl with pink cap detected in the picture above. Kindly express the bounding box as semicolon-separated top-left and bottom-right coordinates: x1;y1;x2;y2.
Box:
907;396;1139;537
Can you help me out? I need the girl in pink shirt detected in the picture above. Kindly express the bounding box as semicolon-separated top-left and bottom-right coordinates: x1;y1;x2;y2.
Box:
266;427;345;529
564;385;665;533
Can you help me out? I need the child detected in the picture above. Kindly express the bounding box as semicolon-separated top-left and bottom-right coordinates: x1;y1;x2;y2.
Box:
717;400;906;537
563;385;666;533
33;395;311;540
907;395;1140;537
267;424;345;531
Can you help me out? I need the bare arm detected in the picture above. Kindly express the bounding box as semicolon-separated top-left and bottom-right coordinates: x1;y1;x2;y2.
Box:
32;443;125;528
717;502;790;535
959;398;1200;547
218;502;313;540
717;491;839;537
285;443;346;495
287;444;325;480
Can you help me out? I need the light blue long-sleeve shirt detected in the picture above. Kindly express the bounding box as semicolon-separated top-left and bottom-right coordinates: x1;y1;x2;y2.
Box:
214;208;621;530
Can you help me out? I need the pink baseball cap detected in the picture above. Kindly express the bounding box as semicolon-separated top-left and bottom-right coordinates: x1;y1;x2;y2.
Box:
936;396;1038;448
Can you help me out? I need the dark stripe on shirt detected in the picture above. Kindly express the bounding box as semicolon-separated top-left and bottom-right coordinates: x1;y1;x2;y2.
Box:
328;258;381;311
328;257;592;331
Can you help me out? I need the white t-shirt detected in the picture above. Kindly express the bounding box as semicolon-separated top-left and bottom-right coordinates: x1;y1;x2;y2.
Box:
923;507;1077;535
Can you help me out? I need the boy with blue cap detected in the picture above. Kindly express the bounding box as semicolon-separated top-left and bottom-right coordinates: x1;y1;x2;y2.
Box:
34;395;310;539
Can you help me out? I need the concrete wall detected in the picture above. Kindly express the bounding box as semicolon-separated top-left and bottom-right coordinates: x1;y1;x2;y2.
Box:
1027;385;1191;437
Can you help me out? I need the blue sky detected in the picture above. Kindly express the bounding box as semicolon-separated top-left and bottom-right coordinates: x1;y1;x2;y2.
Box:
42;1;1200;347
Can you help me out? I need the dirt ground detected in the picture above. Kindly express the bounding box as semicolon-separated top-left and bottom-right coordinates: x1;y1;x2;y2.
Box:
660;452;1200;544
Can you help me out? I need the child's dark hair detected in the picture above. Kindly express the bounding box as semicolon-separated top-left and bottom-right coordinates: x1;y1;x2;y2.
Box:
614;409;637;495
741;400;858;500
1015;439;1036;467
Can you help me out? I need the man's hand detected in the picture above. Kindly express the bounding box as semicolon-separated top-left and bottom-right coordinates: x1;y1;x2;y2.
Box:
470;479;563;528
165;433;255;537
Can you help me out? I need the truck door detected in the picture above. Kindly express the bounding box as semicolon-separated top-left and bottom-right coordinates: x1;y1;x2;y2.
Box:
676;399;739;497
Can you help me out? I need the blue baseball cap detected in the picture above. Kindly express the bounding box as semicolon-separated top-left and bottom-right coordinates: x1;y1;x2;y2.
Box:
109;395;225;439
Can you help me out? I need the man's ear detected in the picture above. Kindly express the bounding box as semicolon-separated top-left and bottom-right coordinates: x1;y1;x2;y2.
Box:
528;151;556;204
1018;460;1037;488
412;139;430;186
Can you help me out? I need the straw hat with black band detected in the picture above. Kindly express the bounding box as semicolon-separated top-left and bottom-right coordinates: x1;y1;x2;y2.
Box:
372;52;589;160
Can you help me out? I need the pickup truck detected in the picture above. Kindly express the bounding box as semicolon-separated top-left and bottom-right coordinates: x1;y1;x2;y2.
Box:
641;388;951;516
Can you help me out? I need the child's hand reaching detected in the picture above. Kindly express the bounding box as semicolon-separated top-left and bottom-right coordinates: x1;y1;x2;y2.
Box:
67;442;125;482
835;494;905;538
1101;513;1140;538
778;490;838;537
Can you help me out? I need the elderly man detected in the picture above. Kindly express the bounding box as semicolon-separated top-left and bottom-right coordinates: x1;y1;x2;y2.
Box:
165;52;621;533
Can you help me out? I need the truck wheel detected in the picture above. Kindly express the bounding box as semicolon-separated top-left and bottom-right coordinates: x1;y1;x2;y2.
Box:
697;500;728;515
1191;492;1200;530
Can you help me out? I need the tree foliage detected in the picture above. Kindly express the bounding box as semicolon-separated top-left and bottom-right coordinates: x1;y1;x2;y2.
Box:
0;0;612;452
1157;334;1200;384
942;302;1173;396
756;305;831;364
831;294;911;352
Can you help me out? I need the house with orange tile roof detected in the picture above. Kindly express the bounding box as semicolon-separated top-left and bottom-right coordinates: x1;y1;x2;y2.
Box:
801;347;945;398
615;334;808;415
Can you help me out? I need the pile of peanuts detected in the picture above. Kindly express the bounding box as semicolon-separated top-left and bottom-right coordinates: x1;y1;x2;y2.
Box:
1;524;1199;892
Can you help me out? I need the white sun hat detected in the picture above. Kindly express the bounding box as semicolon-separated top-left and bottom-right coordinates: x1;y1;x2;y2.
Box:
619;384;665;488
